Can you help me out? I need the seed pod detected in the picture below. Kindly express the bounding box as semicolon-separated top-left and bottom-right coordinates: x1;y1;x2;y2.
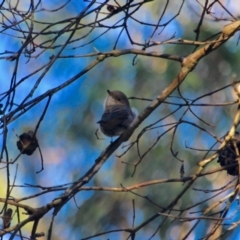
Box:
2;208;13;229
107;5;116;13
17;131;38;155
218;132;240;176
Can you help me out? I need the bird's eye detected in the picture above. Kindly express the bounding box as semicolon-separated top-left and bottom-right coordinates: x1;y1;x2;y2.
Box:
117;97;121;101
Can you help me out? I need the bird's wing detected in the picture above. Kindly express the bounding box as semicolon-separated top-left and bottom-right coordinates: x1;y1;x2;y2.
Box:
98;107;130;123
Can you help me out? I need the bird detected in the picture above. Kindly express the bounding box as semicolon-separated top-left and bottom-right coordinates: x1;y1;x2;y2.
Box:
97;90;135;137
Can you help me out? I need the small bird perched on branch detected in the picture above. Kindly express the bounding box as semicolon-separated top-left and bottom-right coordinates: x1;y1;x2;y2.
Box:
97;90;135;137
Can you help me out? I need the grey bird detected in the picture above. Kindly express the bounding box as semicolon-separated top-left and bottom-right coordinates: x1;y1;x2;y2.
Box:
97;90;135;137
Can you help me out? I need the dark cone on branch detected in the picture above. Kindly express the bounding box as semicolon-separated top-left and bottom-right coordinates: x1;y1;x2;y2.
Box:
217;132;240;176
106;4;119;14
2;208;13;229
107;5;116;13
17;131;38;155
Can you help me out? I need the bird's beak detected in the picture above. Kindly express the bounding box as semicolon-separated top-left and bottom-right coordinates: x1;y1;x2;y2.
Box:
107;90;111;95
